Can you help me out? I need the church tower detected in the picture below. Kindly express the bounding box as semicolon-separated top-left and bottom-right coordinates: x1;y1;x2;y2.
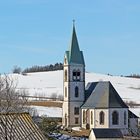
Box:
62;24;85;127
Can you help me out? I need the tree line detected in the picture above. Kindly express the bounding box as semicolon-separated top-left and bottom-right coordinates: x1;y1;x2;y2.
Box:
126;74;140;79
13;63;63;74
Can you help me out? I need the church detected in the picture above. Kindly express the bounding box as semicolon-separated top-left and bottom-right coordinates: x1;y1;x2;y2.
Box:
62;24;139;138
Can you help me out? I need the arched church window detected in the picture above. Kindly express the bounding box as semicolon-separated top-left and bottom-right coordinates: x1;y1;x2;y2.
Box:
124;111;126;125
75;86;79;97
65;70;67;81
112;111;119;125
65;113;67;126
83;110;86;124
74;107;79;115
64;58;67;64
65;87;67;98
99;111;105;125
91;111;93;125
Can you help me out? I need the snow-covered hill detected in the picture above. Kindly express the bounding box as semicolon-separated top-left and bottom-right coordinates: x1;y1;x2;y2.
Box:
10;70;140;117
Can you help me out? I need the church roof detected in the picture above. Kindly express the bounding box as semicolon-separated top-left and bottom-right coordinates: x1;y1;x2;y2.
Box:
81;81;128;109
129;110;139;118
85;82;98;100
65;25;85;65
91;128;123;138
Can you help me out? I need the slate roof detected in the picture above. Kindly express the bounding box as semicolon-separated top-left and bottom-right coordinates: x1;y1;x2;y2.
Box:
91;128;123;138
81;81;128;109
65;25;85;65
0;112;46;140
85;82;98;100
129;110;139;118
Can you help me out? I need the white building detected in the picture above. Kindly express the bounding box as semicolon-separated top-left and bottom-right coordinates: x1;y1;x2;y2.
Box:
62;24;139;138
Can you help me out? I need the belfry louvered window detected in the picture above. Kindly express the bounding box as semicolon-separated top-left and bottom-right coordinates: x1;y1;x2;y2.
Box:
73;70;81;81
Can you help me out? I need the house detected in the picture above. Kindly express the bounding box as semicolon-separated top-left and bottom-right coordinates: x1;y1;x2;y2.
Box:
89;128;123;140
0;112;46;140
62;24;139;138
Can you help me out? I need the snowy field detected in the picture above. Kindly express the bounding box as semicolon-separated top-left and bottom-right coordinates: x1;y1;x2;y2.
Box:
9;70;140;117
32;106;62;117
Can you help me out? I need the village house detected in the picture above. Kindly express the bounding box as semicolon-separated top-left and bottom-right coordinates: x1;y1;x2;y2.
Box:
0;112;46;140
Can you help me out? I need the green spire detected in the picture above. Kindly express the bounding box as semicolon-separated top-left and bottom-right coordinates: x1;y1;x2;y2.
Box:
66;23;85;65
69;23;80;54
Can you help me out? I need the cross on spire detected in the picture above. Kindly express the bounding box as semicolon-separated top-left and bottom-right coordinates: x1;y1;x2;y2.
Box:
73;19;75;26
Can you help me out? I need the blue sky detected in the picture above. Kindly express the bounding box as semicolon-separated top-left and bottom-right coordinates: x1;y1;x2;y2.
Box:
0;0;140;75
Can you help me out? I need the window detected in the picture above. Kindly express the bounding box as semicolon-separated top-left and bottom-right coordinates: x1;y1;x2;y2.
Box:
74;107;79;115
91;111;93;125
83;110;86;124
73;70;76;81
77;70;81;81
65;87;67;98
75;118;79;124
73;70;81;81
65;114;67;126
65;70;67;81
112;111;119;125
124;111;126;125
64;58;67;64
75;86;79;97
99;111;105;125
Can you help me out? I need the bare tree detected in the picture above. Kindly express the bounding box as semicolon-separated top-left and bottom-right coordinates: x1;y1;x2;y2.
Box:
0;74;33;140
12;65;22;74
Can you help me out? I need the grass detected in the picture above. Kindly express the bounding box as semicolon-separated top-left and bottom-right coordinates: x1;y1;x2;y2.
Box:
28;100;63;108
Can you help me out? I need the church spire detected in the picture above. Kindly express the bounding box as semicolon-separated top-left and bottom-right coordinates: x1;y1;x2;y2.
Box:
68;22;85;65
69;21;80;56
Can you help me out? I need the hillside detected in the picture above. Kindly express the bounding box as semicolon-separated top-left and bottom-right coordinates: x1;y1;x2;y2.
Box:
10;70;140;117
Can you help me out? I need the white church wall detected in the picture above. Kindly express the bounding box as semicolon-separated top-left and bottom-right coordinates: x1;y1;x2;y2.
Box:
94;109;109;128
62;102;69;126
89;130;96;140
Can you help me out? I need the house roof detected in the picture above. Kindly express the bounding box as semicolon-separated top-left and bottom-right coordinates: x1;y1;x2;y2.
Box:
81;81;128;109
0;112;46;140
91;128;123;138
65;25;85;65
129;110;139;118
